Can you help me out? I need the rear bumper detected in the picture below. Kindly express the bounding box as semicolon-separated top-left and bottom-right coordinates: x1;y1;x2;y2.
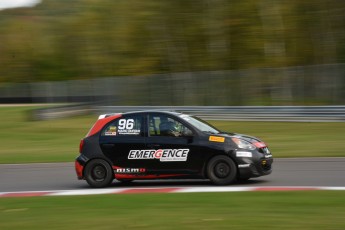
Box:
75;157;85;180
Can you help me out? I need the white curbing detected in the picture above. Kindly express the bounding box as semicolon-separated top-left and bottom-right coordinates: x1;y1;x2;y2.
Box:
46;188;126;196
1;186;345;198
175;187;254;193
318;186;345;191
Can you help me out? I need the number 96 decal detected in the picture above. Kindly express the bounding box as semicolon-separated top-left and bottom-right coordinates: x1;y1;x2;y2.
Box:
118;119;134;130
117;119;141;135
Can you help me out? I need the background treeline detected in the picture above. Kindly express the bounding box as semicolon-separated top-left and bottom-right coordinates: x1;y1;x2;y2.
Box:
0;0;345;83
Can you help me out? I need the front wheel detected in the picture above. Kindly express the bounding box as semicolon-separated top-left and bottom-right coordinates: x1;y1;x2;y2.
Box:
207;155;237;185
84;159;114;188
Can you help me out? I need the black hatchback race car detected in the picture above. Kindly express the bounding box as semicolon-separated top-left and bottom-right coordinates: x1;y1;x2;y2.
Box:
75;111;273;188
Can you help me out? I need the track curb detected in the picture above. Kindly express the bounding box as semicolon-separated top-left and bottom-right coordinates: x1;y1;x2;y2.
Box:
1;186;345;198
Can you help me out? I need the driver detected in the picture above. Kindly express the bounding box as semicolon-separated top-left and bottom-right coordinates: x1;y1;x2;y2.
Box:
159;121;180;137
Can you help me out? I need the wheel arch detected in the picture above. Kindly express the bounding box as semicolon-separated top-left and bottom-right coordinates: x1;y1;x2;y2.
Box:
202;151;238;179
82;157;114;178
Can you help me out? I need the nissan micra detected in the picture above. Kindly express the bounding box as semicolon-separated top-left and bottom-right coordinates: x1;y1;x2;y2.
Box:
75;111;273;188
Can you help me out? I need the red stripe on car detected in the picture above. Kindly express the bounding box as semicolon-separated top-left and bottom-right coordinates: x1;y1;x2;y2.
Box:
115;174;186;180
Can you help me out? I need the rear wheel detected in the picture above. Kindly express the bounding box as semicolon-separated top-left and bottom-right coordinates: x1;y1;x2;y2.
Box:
84;159;114;188
207;155;237;185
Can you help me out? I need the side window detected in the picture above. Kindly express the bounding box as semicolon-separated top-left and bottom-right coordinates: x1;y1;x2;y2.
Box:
102;115;143;137
149;114;193;137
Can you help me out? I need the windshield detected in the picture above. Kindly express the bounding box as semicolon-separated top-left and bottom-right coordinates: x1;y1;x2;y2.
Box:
179;114;220;134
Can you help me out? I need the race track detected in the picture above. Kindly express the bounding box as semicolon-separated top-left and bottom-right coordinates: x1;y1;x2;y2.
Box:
1;158;345;193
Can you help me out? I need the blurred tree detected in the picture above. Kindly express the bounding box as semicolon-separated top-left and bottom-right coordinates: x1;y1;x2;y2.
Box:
0;0;345;83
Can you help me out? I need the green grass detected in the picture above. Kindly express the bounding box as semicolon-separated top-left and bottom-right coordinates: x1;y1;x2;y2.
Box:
0;106;345;163
0;191;345;229
0;106;95;163
211;120;345;158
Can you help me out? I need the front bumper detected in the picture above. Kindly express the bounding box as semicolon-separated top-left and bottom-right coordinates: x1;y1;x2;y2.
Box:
236;148;273;179
238;158;273;179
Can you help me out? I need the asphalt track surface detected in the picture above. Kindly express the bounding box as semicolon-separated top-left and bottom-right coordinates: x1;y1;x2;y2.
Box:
1;158;345;193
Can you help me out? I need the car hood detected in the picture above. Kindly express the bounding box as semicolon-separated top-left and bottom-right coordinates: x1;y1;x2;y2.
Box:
231;133;263;143
214;132;266;147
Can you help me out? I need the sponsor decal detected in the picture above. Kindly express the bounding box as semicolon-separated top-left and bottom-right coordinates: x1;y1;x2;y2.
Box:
118;119;141;135
238;164;251;168
128;149;189;162
105;126;117;136
209;136;225;143
236;151;252;157
115;168;146;174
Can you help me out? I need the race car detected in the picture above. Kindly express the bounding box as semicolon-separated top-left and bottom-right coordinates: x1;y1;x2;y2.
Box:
75;111;273;188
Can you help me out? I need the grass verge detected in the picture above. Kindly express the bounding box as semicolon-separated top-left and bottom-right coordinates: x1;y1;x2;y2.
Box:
0;191;345;230
0;106;345;163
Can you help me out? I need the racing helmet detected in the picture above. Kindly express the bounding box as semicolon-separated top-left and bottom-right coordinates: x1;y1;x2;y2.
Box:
160;121;178;136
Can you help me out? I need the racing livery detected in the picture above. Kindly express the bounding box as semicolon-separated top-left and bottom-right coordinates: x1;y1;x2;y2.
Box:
75;111;273;188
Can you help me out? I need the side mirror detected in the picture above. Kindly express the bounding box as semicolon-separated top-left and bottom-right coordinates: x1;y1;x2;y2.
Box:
185;135;194;144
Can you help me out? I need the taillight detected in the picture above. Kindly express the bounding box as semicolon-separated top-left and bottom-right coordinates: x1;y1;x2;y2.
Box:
79;139;85;153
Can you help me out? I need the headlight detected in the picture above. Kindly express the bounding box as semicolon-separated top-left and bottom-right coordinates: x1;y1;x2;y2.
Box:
231;137;256;150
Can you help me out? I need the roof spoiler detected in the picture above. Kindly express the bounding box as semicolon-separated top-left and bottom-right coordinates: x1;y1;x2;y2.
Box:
98;113;121;119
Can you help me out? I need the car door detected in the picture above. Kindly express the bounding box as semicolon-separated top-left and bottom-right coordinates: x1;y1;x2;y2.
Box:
145;113;203;175
99;113;147;169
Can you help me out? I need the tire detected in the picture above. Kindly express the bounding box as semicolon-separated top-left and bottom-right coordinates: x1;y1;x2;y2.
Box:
207;155;237;185
84;159;114;188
